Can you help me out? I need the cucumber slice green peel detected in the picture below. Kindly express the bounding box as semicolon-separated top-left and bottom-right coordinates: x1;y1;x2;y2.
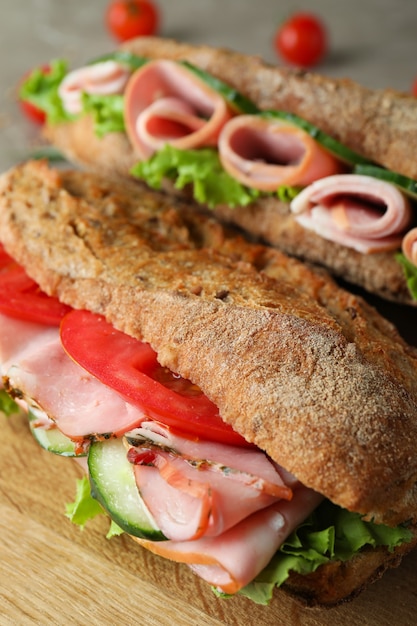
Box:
28;411;86;457
88;438;165;540
88;50;149;71
354;164;417;201
180;61;259;114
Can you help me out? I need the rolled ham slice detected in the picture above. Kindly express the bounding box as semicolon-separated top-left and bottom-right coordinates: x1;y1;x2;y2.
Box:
135;486;322;594
402;227;417;267
290;174;413;253
59;61;131;115
218;116;341;191
124;60;233;158
127;421;293;541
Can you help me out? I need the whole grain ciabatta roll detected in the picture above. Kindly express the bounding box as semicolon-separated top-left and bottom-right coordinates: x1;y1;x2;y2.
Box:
22;36;417;305
1;159;417;607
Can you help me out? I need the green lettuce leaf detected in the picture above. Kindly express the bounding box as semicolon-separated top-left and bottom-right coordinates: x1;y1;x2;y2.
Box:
65;476;105;529
66;476;124;538
81;92;126;137
277;184;303;202
395;252;417;300
235;500;413;605
131;145;303;209
0;389;19;416
106;519;125;539
19;59;71;124
131;145;262;209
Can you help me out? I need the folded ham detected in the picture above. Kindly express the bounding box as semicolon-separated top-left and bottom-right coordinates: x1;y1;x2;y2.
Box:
402;227;417;266
59;60;131;115
136;486;322;594
290;174;413;253
218;115;341;191
124;60;233;158
126;421;293;541
0;315;148;439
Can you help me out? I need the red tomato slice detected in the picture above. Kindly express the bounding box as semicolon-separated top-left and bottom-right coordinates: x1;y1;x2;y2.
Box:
0;244;71;325
0;246;13;265
60;309;252;447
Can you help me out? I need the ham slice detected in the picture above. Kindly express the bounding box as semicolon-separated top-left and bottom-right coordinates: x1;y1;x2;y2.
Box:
59;61;131;115
290;174;412;253
218;116;341;191
124;60;233;158
402;227;417;267
0;316;147;440
126;421;293;541
0;314;56;375
135;485;322;594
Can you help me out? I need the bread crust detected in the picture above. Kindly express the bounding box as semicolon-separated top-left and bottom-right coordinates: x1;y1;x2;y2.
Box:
1;160;417;527
43;37;417;305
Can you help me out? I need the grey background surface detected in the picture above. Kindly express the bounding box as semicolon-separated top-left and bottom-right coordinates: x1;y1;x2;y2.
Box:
1;0;416;170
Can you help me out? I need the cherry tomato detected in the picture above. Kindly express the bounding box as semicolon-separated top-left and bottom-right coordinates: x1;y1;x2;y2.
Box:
60;309;252;447
18;65;50;125
274;12;328;68
105;0;159;42
412;78;417;97
0;244;71;325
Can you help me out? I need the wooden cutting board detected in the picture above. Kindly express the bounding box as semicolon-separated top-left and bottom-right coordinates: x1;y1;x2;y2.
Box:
1;406;417;626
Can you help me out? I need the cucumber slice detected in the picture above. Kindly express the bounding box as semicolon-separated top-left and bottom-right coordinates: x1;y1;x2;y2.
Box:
28;410;85;457
261;110;374;167
180;61;259;114
88;438;164;540
354;164;417;200
88;50;148;71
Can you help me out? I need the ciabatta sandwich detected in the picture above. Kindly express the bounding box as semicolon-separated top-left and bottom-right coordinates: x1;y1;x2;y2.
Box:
20;37;417;305
1;159;417;607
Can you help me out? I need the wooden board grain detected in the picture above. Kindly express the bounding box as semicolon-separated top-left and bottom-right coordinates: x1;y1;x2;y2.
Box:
1;409;417;626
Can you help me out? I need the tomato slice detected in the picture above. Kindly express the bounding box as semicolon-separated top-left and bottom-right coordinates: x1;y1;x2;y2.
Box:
0;244;72;325
60;309;252;447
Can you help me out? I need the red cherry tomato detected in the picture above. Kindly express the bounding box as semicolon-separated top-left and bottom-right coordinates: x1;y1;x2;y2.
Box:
274;12;328;68
0;244;71;325
60;309;252;447
105;0;159;42
18;65;50;125
412;78;417;97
